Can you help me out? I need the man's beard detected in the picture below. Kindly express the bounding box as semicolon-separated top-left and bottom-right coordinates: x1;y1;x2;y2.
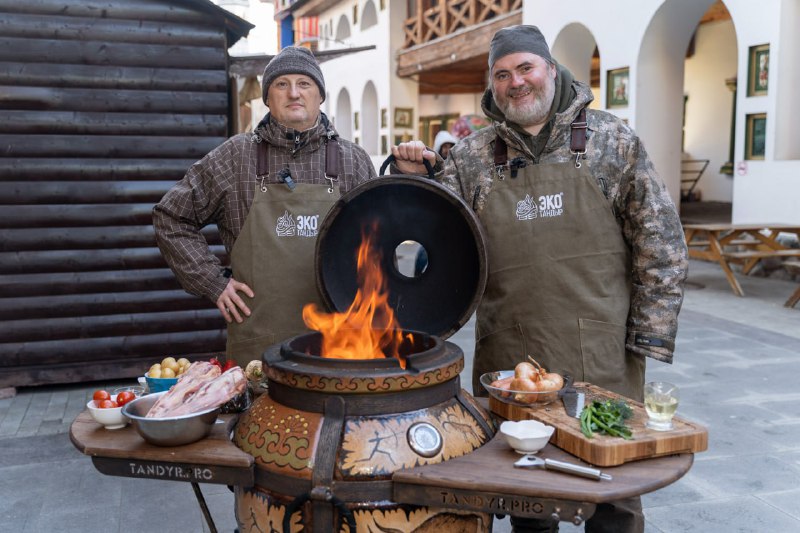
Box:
497;77;555;127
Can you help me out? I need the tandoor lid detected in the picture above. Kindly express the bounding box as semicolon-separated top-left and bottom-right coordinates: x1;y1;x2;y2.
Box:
314;175;488;339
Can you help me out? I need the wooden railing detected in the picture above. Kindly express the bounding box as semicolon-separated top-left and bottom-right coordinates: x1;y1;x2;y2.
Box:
403;0;522;48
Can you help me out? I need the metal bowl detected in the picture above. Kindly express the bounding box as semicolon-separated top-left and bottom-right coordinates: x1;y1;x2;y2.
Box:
122;391;220;447
480;370;561;407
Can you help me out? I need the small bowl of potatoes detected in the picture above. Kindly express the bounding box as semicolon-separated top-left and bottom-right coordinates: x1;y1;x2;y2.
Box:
144;356;190;393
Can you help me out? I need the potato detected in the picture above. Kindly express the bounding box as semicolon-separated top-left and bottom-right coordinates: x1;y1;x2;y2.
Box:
161;367;175;378
177;357;190;368
149;363;161;372
147;368;162;378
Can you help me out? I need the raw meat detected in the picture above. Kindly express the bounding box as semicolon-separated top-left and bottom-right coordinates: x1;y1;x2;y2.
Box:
145;361;220;418
146;364;246;418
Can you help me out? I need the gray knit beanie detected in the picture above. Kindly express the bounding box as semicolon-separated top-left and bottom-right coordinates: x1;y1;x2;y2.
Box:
261;46;326;104
488;25;553;69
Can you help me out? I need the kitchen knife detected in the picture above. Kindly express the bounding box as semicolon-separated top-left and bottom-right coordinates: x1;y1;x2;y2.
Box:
561;389;585;418
559;376;585;418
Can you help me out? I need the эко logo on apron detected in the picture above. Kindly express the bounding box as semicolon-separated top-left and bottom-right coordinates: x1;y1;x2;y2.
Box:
515;192;565;221
276;210;319;237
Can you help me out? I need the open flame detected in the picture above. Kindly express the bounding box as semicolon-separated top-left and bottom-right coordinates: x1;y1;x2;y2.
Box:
302;222;412;367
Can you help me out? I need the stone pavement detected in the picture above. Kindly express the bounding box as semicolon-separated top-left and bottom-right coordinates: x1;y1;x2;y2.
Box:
1;259;799;532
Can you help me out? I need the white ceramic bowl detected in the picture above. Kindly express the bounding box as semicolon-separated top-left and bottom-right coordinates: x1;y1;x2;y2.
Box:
499;420;555;454
86;400;128;430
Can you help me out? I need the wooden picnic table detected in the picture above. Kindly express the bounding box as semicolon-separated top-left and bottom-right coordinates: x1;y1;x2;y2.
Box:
683;223;800;297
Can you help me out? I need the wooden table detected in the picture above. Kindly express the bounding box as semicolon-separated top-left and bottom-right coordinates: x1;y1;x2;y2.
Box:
683;223;800;297
393;435;692;525
70;411;253;532
71;407;694;528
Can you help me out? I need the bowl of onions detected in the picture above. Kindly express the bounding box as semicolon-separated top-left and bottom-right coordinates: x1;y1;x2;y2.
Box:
480;358;565;407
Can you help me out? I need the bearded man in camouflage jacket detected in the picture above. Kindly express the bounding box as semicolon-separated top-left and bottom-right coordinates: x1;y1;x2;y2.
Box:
393;25;688;533
154;46;376;367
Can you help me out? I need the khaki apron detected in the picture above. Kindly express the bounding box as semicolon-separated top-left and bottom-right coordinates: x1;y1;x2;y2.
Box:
473;145;645;401
225;141;340;367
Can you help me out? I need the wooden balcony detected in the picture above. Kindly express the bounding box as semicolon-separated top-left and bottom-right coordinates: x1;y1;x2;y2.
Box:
397;0;522;94
402;0;522;48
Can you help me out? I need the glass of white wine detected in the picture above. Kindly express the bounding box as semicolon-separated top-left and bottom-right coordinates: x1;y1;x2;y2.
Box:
644;381;680;431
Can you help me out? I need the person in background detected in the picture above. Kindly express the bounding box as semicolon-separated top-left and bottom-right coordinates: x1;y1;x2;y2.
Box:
153;46;376;367
433;130;458;159
392;25;688;533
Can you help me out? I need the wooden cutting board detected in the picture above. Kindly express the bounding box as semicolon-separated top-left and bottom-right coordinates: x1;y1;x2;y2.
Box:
490;382;708;467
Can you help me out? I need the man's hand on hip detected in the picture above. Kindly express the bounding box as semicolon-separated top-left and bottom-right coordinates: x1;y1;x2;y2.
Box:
217;278;254;323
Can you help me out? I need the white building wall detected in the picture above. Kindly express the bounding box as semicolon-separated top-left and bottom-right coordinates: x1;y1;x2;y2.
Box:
527;0;800;224
727;0;800;223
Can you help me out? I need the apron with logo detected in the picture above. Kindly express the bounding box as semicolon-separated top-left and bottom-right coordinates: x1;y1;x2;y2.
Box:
473;112;644;401
225;138;341;367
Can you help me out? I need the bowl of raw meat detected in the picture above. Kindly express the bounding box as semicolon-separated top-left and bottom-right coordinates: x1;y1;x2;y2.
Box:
122;361;247;446
122;392;219;446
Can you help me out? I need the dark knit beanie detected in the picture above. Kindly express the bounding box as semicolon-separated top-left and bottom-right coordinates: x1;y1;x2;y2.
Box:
261;46;326;104
488;25;553;69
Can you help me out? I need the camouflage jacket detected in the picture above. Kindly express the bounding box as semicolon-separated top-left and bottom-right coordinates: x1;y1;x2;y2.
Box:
153;113;376;303
440;81;688;364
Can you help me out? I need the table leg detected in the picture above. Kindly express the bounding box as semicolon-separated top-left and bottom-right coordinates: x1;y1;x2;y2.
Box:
786;286;800;308
191;482;218;533
708;233;745;297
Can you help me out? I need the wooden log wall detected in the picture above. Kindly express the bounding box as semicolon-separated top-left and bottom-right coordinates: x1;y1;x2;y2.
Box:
0;0;239;387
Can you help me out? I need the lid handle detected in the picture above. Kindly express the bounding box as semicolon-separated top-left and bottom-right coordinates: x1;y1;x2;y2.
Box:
379;154;435;180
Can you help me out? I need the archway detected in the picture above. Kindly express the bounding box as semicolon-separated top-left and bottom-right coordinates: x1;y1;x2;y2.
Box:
682;3;737;202
552;23;600;109
361;0;378;31
636;0;717;206
336;88;352;141
361;81;379;155
335;13;351;42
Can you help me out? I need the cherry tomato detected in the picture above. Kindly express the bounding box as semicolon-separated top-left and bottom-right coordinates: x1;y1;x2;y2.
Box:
93;390;110;402
116;391;135;406
97;399;116;409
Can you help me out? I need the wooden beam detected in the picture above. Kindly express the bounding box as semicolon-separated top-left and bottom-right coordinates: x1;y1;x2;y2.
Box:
397;11;521;78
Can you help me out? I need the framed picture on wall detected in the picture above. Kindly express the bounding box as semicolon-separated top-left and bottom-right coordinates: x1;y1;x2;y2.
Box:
380;108;387;128
354;111;359;131
747;44;769;96
381;135;387;154
606;67;629;108
394;107;413;128
745;113;766;160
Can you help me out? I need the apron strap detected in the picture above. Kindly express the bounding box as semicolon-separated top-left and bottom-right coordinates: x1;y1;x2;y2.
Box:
325;137;340;180
570;107;588;168
493;108;589;172
253;134;343;192
255;134;268;177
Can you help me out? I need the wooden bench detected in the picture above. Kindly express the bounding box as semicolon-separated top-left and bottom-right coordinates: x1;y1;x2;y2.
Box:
784;259;800;308
687;239;756;248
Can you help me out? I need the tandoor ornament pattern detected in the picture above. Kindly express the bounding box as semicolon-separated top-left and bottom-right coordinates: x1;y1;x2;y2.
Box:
266;359;464;393
351;507;489;532
236;487;303;533
340;400;487;476
234;398;320;474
